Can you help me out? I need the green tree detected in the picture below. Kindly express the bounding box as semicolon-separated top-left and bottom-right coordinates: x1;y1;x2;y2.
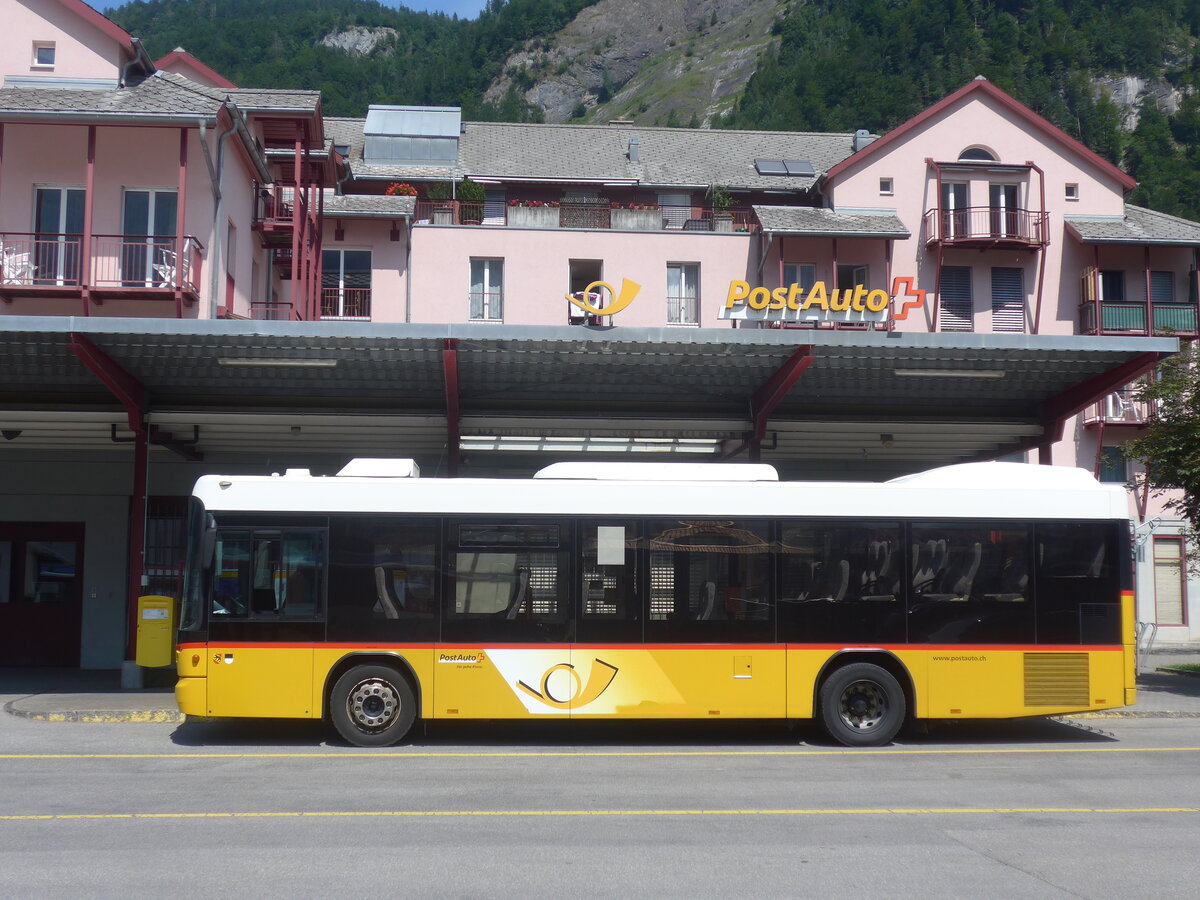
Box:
1126;343;1200;562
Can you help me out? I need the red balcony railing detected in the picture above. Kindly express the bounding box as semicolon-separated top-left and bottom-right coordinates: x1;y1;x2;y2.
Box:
923;207;1048;246
0;232;201;295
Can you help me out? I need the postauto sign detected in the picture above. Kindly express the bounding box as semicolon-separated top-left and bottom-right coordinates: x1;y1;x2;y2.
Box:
720;277;925;324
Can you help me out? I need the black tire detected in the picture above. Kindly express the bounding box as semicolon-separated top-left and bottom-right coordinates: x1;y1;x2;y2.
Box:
329;665;417;747
818;662;906;747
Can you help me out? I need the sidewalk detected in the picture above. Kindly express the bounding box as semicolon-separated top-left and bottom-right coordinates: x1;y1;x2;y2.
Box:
3;647;1200;724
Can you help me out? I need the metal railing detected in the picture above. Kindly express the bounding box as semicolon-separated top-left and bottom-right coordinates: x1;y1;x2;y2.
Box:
412;201;757;232
0;232;201;293
923;207;1049;244
1081;388;1152;426
249;302;296;321
320;286;371;320
1079;300;1199;336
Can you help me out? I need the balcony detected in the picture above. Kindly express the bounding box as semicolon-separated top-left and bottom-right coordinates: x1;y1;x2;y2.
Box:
1082;389;1152;427
0;232;202;305
320;286;371;321
1078;300;1199;337
412;200;757;233
923;207;1049;248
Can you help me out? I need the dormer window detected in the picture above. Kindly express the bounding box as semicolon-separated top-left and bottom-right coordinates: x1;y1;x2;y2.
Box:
958;147;997;162
32;42;55;68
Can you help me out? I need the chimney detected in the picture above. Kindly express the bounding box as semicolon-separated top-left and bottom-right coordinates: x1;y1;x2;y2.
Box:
853;129;876;152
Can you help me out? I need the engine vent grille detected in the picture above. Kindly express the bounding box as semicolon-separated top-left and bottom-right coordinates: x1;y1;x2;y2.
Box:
1024;652;1090;707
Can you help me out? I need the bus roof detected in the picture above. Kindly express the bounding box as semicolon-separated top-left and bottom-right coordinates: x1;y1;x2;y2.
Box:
193;460;1130;522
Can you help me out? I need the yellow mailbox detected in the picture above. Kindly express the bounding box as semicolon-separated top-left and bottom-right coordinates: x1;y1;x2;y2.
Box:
135;595;177;668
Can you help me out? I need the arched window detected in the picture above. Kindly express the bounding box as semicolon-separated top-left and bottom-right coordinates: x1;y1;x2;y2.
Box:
958;147;997;161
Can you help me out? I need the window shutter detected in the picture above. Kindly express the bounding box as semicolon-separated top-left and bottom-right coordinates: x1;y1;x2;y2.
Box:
991;267;1025;332
1154;539;1186;626
939;266;973;331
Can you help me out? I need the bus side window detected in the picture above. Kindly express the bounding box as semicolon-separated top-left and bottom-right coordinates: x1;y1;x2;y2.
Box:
212;530;250;616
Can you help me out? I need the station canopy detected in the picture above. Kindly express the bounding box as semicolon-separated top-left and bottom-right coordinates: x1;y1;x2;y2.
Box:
0;317;1176;480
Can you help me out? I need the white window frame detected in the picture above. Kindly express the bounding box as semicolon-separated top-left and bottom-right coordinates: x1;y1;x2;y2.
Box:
878;177;893;196
666;262;700;326
784;263;817;292
32;42;55;69
1065;183;1079;201
322;248;372;320
470;257;504;322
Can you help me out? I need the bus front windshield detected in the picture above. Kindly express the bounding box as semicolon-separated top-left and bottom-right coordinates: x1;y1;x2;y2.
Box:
179;497;213;632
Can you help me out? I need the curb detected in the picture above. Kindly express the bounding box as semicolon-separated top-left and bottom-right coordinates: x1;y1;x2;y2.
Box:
1157;666;1200;679
3;698;184;724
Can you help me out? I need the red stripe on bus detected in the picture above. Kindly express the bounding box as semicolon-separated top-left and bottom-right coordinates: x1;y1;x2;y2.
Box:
180;641;1122;652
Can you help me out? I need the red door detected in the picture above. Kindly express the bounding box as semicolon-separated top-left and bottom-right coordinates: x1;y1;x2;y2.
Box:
0;523;84;666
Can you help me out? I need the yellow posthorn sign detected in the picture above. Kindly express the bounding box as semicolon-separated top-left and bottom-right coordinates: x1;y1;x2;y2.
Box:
566;278;642;316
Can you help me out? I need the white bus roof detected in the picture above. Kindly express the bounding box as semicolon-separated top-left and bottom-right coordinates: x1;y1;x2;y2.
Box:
193;459;1129;522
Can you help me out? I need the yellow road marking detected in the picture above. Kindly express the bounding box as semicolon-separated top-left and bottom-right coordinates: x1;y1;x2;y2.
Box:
2;746;1200;760
1;807;1198;821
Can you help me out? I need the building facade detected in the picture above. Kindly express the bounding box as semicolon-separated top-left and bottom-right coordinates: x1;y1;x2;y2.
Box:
0;0;1195;670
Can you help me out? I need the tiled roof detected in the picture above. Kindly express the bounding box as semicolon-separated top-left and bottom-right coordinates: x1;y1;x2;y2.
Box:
325;117;861;190
322;191;415;217
0;72;224;119
754;206;911;238
1065;205;1200;246
0;72;320;121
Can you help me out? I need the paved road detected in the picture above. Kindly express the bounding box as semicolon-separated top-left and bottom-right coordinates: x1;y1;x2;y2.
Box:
3;712;1199;899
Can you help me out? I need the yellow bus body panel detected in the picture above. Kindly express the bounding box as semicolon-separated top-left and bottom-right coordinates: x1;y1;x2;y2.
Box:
179;643;1131;723
206;646;314;718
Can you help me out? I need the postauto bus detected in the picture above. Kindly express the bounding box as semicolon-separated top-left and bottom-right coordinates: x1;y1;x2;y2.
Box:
176;458;1135;746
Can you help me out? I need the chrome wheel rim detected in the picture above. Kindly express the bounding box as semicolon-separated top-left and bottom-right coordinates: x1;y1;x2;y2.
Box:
838;680;887;732
347;678;400;732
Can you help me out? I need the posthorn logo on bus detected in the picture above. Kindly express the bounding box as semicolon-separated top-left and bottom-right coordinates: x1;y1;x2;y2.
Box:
515;658;619;711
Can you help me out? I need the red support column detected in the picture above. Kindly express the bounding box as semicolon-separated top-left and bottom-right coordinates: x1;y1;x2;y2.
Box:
81;125;96;314
68;334;149;661
291;121;302;316
175;127;188;318
723;345;815;459
1144;245;1153;336
443;338;460;476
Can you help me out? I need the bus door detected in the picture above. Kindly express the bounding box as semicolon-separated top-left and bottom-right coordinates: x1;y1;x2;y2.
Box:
206;528;325;719
437;519;574;721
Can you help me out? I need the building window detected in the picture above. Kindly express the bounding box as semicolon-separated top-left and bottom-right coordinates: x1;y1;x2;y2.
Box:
939;265;973;331
1065;183;1079;201
784;263;816;292
958;147;997;161
991;266;1025;333
1098;446;1126;484
667;263;699;325
940;182;969;238
879;178;893;196
1153;537;1187;626
837;265;868;290
469;257;503;321
1099;270;1126;302
1151;271;1176;304
989;183;1019;237
567;258;602;323
32;42;55;68
322;249;372;320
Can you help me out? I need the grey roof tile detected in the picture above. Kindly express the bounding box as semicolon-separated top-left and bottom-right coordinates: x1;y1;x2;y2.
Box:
326;117;860;190
754;206;910;237
1066;204;1200;245
0;72;224;119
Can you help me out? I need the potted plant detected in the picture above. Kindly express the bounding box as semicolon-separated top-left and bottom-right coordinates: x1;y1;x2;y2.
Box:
457;178;486;225
711;185;734;232
385;182;418;197
426;181;454;224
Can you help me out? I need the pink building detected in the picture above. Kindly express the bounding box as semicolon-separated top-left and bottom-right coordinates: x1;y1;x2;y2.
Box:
0;0;1194;670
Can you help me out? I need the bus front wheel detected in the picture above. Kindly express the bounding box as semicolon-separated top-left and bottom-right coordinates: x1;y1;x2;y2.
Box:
330;665;417;747
819;662;906;747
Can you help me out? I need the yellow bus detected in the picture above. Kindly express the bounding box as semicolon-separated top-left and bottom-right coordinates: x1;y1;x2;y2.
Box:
176;457;1135;747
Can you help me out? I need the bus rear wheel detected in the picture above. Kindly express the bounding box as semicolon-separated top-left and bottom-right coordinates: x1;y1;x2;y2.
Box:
819;662;906;747
330;665;417;747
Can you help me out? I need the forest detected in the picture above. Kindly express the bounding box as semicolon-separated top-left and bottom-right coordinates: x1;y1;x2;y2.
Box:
109;0;1200;220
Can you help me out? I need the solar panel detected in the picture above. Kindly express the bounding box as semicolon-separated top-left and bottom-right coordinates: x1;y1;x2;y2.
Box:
784;159;815;176
754;158;788;176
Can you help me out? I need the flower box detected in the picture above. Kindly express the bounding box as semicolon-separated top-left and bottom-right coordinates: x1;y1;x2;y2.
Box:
508;206;560;229
612;208;662;231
